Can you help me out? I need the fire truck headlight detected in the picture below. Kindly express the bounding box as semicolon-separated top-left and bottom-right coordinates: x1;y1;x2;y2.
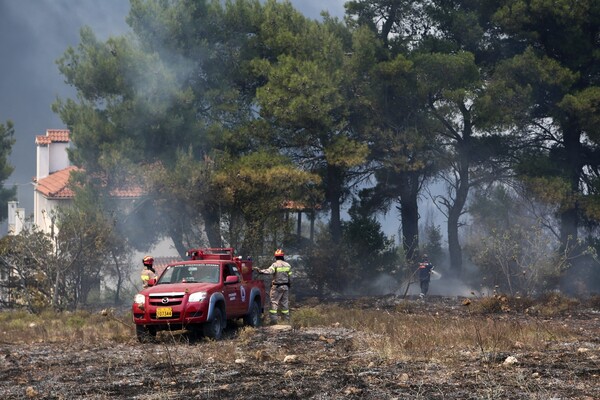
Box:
134;294;145;305
188;291;207;302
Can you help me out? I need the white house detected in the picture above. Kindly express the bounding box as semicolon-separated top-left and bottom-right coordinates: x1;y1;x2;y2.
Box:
32;129;148;236
32;129;75;235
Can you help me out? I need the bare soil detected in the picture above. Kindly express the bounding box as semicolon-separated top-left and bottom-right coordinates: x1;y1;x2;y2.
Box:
1;296;598;399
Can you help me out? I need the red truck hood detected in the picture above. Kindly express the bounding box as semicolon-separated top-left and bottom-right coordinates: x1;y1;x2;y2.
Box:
140;282;216;295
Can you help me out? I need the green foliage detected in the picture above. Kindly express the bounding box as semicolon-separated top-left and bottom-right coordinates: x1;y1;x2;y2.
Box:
143;149;216;253
559;87;600;142
46;0;600;295
52;186;134;309
344;198;399;279
303;200;399;295
413;51;481;99
303;230;351;294
0;120;16;221
489;47;578;123
421;223;443;265
465;186;570;295
488;0;600;253
253;12;373;243
0;229;54;313
54;0;266;254
213;150;321;255
289;307;326;328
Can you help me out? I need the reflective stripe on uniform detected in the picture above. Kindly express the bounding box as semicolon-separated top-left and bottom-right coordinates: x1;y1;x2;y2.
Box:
275;266;291;274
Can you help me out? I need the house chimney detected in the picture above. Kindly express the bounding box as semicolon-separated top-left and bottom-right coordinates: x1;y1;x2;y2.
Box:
35;129;70;180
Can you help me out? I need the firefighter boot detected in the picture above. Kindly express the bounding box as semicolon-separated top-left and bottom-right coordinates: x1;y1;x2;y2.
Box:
269;314;278;325
283;313;290;323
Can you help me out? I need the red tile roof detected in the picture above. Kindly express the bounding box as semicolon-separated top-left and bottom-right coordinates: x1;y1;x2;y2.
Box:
35;166;79;198
35;166;144;199
35;129;70;145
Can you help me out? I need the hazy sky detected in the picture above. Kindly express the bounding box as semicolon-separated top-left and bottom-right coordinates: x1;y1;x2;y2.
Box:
0;0;347;212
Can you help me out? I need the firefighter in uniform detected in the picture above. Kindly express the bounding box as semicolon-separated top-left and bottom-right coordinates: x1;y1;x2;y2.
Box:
418;254;434;299
256;249;292;324
141;255;157;288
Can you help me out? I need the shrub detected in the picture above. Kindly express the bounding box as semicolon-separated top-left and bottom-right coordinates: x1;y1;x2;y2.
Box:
589;294;600;310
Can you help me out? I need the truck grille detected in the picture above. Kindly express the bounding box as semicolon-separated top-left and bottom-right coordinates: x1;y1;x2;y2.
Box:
149;292;185;307
149;298;182;306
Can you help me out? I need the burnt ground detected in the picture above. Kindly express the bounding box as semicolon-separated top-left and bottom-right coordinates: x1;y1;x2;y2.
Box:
0;296;598;399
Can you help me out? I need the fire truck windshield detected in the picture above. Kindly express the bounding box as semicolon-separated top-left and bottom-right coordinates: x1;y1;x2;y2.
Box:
158;264;220;284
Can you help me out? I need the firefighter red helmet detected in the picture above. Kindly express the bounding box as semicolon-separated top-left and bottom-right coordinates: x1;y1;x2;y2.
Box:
143;255;154;266
274;249;285;257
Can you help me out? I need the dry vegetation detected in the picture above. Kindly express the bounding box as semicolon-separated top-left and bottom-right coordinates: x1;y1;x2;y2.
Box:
0;294;598;399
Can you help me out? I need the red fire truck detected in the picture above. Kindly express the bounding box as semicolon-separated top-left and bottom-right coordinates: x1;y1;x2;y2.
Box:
132;248;265;341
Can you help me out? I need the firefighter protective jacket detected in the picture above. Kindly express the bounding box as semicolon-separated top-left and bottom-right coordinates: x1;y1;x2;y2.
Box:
260;260;292;286
141;267;157;288
418;262;434;281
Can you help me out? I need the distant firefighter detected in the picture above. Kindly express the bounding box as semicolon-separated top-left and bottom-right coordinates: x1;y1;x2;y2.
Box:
417;254;435;299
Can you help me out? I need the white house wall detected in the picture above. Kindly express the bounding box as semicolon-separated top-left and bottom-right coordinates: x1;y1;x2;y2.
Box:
34;193;52;234
49;142;69;174
34;192;72;236
36;145;49;180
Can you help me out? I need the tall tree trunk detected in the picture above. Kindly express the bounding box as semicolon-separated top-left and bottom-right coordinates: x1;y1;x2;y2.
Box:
202;201;222;248
398;172;420;262
447;199;464;274
169;226;187;258
447;155;470;275
112;252;122;306
326;165;344;243
558;126;582;254
447;117;472;275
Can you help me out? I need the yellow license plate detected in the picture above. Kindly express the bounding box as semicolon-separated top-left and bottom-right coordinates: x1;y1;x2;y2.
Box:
156;307;172;318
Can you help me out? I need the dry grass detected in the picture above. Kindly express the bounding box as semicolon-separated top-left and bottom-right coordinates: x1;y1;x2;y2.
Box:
290;299;584;364
0;294;588;366
1;296;597;399
0;308;132;344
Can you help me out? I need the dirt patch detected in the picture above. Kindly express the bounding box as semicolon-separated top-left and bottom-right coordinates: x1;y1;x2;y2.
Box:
1;296;598;399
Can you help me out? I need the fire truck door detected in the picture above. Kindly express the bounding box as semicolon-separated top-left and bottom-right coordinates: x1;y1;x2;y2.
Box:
223;263;244;315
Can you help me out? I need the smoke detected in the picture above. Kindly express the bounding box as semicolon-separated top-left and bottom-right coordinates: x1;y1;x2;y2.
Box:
340;268;481;298
0;0;346;214
0;0;130;215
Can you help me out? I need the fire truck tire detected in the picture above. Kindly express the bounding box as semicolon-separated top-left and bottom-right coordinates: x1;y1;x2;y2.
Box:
136;325;157;343
203;307;224;339
243;300;261;327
